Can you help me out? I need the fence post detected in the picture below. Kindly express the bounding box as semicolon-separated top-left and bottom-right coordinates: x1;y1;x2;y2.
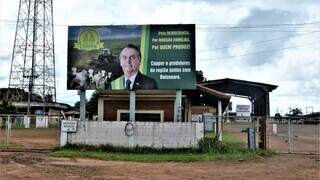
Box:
258;116;267;149
288;117;292;153
255;117;259;149
6;115;11;148
217;100;222;142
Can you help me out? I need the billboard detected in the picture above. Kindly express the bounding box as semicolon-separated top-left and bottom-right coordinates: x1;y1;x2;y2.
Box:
67;24;195;90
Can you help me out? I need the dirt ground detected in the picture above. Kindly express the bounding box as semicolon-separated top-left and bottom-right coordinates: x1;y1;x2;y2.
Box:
0;128;59;149
0;152;319;180
0;126;319;179
224;122;320;153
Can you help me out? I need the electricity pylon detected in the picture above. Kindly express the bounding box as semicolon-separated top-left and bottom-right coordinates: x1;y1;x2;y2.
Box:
7;0;56;105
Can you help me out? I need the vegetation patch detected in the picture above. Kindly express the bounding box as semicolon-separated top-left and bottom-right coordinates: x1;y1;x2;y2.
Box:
0;139;21;148
51;132;273;162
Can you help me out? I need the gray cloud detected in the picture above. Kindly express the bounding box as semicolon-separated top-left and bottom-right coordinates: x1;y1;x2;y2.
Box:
0;54;11;62
2;0;319;113
207;8;302;66
0;75;6;81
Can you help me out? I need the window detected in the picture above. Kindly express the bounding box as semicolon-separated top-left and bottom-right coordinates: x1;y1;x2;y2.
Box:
117;110;164;122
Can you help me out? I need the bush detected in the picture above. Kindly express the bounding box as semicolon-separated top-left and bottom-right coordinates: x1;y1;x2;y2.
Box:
198;137;237;153
60;144;199;154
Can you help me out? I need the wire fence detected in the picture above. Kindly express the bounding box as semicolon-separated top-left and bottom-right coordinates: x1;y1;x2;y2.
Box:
266;117;319;154
220;115;319;154
0;114;62;149
1;113;319;153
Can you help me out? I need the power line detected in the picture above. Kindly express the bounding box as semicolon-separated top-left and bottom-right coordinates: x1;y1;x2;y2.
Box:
197;25;320;30
196;21;320;26
197;21;320;29
57;100;76;104
1;19;320;28
57;94;78;99
198;41;319;62
1;23;319;33
197;31;319;52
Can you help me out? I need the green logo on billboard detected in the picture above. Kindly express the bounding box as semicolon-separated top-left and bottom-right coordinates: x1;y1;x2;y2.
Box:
74;28;104;50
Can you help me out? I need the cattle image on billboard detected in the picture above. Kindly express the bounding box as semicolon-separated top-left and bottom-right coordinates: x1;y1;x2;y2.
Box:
67;24;195;90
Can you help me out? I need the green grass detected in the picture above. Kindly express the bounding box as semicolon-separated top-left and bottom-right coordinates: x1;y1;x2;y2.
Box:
0;139;20;148
50;131;273;162
51;149;265;162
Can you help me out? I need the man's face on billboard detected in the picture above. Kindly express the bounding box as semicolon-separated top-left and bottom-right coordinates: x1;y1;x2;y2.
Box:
120;47;140;78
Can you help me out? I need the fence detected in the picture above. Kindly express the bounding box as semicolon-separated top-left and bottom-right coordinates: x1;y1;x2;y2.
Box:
266;116;319;154
218;116;260;149
220;115;319;154
0;114;62;149
1;113;319;153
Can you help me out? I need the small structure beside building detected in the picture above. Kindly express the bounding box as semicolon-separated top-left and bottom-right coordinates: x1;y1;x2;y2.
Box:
9;102;69;128
63;107;90;121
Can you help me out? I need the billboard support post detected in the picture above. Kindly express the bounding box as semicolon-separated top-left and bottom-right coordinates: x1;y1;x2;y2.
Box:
78;89;86;121
128;91;136;148
174;90;182;122
129;91;136;123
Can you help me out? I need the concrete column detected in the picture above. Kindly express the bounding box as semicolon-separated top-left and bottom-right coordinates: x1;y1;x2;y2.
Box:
23;115;30;128
129;91;136;148
60;130;68;147
226;103;230;123
79;90;86;121
97;98;104;121
129;91;136;122
6;115;11;148
218;100;222;141
174;90;182;122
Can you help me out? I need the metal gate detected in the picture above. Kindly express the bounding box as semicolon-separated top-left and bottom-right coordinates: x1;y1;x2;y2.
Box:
266;116;320;154
222;115;319;154
0;114;61;151
223;116;260;149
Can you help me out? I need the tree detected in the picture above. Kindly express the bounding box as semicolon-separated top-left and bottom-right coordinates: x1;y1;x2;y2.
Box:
74;101;81;109
290;108;303;117
0;100;16;114
44;94;54;103
196;70;206;83
0;88;46;102
285;107;303;117
0;88;29;102
86;91;98;116
73;91;98;119
274;113;282;121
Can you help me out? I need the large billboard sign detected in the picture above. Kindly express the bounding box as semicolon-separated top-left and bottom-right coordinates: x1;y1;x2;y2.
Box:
67;24;195;90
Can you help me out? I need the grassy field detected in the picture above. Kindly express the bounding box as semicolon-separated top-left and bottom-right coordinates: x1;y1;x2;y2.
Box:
51;132;272;162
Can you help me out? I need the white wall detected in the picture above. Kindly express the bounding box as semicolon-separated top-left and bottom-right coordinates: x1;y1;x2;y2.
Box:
36;116;48;128
68;121;204;148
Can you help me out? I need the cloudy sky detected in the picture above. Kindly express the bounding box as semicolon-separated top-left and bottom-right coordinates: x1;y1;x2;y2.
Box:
0;0;319;115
